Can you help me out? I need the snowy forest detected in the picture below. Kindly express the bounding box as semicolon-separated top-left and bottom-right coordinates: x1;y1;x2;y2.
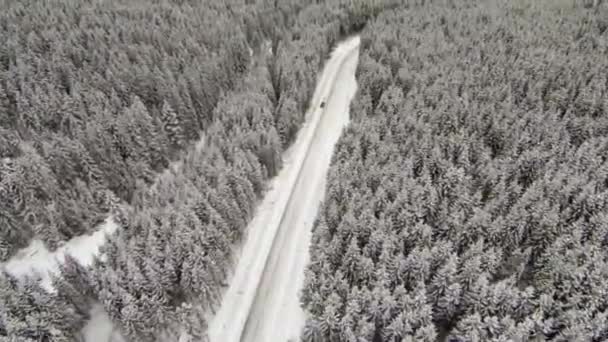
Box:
301;0;608;341
2;0;608;341
0;0;385;340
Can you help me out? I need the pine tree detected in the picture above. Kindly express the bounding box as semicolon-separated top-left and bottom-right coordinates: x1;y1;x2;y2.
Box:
0;84;10;126
161;100;184;151
275;94;300;148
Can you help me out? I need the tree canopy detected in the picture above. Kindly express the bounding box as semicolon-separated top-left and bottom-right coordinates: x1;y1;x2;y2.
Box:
302;0;608;341
0;0;386;339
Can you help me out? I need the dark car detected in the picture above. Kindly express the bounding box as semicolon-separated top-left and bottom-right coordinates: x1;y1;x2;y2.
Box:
320;101;326;108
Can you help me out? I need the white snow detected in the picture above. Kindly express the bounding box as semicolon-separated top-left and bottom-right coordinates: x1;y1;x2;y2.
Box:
2;217;118;292
81;304;126;342
1;218;122;341
208;36;360;342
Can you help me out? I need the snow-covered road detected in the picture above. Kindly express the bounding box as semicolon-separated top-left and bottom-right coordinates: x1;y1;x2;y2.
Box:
209;36;360;342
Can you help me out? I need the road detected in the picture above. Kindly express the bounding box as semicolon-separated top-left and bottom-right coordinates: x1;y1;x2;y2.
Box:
209;36;360;342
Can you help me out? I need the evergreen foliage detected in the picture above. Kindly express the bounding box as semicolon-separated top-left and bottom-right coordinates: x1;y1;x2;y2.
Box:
5;0;606;340
0;0;380;339
302;0;608;340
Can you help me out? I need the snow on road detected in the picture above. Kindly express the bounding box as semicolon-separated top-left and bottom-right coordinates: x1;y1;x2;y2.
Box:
242;37;360;342
209;36;360;342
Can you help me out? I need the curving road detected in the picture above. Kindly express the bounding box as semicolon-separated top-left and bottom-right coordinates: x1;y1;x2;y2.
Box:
209;36;360;342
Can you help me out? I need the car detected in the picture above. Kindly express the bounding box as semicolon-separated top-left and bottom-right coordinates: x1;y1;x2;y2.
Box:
320;101;326;108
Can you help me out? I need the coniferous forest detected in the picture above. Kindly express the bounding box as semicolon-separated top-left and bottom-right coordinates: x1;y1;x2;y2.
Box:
0;0;386;340
301;0;608;341
2;0;608;341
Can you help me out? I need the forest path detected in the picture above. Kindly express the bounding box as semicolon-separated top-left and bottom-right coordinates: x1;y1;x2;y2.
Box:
208;36;360;342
